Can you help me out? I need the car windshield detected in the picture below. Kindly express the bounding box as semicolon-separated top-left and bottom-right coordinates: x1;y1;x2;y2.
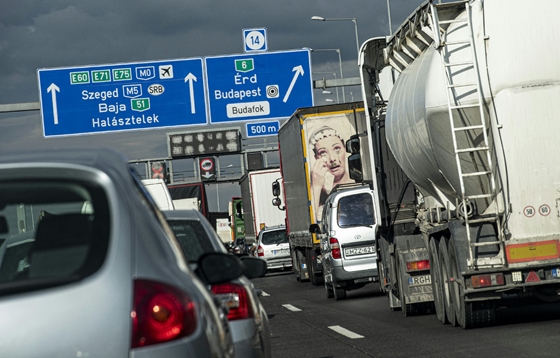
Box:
261;229;287;245
166;219;216;262
0;180;110;296
337;193;375;227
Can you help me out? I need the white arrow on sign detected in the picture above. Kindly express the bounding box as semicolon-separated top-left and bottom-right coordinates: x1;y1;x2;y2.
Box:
283;65;304;103
184;73;197;114
202;172;214;179
47;83;60;124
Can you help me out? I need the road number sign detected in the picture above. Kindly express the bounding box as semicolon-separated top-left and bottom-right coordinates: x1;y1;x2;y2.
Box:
243;28;267;52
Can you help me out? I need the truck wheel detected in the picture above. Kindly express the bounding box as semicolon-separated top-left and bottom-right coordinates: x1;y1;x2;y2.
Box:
296;250;308;283
334;285;346;301
459;300;496;329
292;249;300;281
448;240;496;329
377;259;386;294
448;239;463;328
439;238;457;327
315;271;325;285
306;248;321;286
429;236;447;324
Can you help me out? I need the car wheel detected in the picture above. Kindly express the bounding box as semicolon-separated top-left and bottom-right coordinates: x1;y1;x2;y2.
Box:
334;285;346;301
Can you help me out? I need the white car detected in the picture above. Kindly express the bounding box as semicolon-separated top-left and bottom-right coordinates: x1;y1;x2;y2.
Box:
256;226;292;272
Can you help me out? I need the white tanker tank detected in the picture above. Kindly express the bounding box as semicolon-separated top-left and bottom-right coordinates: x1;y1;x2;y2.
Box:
359;0;560;328
384;0;560;250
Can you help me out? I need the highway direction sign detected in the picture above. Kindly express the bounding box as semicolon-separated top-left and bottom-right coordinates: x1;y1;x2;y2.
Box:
37;58;207;137
205;50;313;124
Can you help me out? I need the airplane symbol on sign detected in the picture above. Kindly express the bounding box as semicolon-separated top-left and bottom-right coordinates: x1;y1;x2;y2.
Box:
159;65;174;79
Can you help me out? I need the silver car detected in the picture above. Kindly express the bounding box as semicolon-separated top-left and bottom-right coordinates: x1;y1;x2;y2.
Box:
0;148;238;357
163;210;272;358
310;185;378;301
255;225;291;272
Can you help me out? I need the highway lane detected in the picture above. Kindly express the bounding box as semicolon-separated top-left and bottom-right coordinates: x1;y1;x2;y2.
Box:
252;270;560;358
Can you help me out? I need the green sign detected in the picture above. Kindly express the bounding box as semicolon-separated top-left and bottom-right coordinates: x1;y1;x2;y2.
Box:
112;68;132;81
235;59;254;73
70;71;89;84
131;98;150;112
92;70;111;83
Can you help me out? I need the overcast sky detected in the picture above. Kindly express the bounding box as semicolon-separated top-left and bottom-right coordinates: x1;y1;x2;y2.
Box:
0;0;424;211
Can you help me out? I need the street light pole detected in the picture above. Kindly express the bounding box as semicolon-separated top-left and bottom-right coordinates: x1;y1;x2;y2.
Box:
311;16;360;57
316;73;339;103
386;0;393;36
309;48;346;102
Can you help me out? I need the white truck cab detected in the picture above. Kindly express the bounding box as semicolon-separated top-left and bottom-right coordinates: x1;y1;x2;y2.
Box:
141;179;175;211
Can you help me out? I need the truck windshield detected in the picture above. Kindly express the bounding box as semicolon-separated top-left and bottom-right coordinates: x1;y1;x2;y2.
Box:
337;193;375;227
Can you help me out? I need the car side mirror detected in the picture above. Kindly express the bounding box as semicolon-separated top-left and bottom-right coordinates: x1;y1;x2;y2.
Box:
309;223;321;234
272;180;281;197
348;153;363;182
346;135;361;154
196;252;243;285
239;256;267;279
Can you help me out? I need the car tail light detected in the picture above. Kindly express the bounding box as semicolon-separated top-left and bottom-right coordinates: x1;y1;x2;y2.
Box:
471;273;505;288
131;279;197;348
211;282;254;321
330;238;341;259
406;260;430;272
257;245;264;257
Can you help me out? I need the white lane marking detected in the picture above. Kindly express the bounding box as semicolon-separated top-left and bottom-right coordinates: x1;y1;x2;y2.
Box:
261;291;270;296
282;304;302;312
328;325;364;339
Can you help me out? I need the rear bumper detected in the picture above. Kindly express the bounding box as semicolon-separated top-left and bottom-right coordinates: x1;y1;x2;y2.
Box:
332;266;378;283
230;319;262;358
265;257;292;270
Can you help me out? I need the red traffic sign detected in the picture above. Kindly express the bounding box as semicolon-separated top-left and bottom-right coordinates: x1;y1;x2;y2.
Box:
200;157;216;181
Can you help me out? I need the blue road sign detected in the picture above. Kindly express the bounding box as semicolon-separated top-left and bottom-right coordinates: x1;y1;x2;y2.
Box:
205;50;313;124
243;28;267;52
37;58;207;137
246;121;280;138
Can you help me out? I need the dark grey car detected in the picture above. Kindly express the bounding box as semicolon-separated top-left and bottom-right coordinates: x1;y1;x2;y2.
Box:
163;210;272;358
0;148;238;357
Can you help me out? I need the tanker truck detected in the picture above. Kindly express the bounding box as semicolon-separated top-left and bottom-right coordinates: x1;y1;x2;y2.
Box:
351;0;560;329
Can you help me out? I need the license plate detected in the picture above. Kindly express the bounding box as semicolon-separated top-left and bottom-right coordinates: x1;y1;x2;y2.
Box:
344;245;375;257
408;274;431;287
272;249;288;255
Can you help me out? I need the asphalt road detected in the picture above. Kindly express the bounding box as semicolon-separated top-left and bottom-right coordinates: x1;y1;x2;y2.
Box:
252;270;560;358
